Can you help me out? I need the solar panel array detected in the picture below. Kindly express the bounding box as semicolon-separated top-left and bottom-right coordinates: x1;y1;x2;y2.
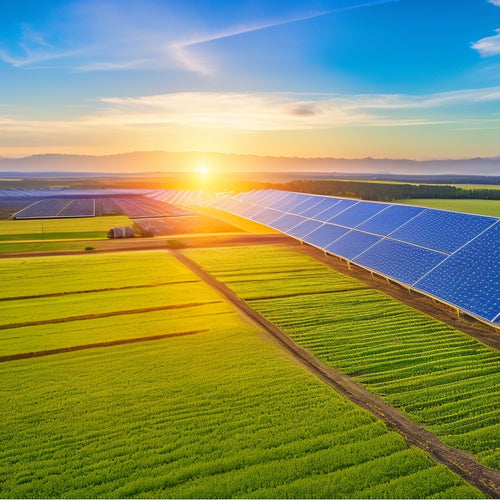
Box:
213;189;500;326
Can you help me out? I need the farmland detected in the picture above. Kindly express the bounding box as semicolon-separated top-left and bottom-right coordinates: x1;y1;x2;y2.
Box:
0;216;132;253
398;199;500;217
0;248;485;498
184;244;500;471
0;216;131;241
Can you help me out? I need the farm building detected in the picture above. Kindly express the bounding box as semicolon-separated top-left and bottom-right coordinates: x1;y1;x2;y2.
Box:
107;226;134;238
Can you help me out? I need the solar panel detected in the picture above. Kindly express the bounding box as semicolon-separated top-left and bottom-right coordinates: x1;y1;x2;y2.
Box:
314;199;358;222
390;209;496;254
325;230;382;260
287;219;324;239
268;192;301;210
274;193;312;212
214;188;500;325
256;190;289;206
329;201;389;228
270;214;307;232
225;199;252;215
302;223;349;248
300;197;339;218
289;196;325;215
234;190;262;202
250;208;286;225
357;204;425;235
240;205;268;218
414;222;500;322
354;239;447;285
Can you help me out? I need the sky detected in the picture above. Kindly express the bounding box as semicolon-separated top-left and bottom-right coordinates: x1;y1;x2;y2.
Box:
1;0;500;160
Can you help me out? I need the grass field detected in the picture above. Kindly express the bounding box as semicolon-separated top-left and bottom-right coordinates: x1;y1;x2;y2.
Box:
0;251;228;356
1;331;482;498
0;216;131;242
185;244;500;470
0;249;484;498
398;199;500;217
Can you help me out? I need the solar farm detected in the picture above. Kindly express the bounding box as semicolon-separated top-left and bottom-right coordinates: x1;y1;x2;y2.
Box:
1;187;499;498
214;189;500;327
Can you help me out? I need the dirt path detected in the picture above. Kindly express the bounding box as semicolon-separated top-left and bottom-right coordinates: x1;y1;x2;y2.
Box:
0;329;208;363
170;249;500;498
0;233;291;259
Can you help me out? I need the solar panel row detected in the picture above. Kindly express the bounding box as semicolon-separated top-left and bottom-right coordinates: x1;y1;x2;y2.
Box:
213;189;500;325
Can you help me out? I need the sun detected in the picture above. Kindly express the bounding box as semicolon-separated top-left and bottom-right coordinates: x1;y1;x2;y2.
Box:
199;165;208;176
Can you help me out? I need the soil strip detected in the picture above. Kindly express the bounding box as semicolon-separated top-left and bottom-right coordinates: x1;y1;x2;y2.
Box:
0;301;222;331
0;329;209;363
0;280;200;303
246;287;370;302
170;248;500;498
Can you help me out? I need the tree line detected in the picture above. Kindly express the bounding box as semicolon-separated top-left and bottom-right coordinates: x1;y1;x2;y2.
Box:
252;180;500;202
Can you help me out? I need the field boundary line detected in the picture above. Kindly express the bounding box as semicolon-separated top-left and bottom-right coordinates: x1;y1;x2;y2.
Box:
246;287;371;301
171;248;500;498
0;301;222;331
0;329;209;362
0;280;200;302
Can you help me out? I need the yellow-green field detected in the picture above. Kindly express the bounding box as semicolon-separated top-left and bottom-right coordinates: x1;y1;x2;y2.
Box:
398;199;500;217
0;249;483;498
0;216;131;241
184;244;500;470
0;216;132;253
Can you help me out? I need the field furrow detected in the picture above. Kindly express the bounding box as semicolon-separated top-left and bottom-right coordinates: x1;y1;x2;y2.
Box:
184;244;500;471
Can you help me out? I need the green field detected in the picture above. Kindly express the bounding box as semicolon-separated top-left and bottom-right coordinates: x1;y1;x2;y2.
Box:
0;249;484;498
0;251;228;356
184;245;500;470
398;199;500;217
0;216;131;244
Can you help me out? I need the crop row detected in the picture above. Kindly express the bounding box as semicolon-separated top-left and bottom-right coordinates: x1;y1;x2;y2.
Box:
1;321;482;498
0;250;196;300
184;245;500;470
0;251;233;357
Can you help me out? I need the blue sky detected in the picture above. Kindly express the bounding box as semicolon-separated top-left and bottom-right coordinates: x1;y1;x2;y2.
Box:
1;0;500;159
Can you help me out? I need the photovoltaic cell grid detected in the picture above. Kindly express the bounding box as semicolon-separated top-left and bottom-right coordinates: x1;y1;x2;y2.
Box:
213;189;500;324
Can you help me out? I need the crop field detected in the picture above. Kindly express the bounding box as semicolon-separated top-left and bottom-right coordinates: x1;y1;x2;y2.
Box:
398;199;500;217
0;249;485;498
184;244;500;471
1;333;482;498
0;216;131;243
0;250;230;356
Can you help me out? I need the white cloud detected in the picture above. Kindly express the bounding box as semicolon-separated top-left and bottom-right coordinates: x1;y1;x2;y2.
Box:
98;87;500;130
472;29;500;57
488;0;500;6
2;85;499;140
0;0;400;75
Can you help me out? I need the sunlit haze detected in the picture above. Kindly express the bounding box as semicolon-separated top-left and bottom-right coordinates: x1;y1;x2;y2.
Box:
1;0;500;163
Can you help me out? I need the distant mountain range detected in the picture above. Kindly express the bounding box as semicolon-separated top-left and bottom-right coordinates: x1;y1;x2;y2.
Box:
1;151;500;176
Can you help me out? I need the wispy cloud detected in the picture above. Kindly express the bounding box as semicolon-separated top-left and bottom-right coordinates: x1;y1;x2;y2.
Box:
97;86;500;130
2;86;499;139
171;0;399;74
472;1;500;57
472;29;500;57
0;0;399;75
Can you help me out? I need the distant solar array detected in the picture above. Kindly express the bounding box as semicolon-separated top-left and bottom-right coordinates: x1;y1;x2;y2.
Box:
213;189;500;326
9;192;196;220
149;189;218;206
14;198;95;219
